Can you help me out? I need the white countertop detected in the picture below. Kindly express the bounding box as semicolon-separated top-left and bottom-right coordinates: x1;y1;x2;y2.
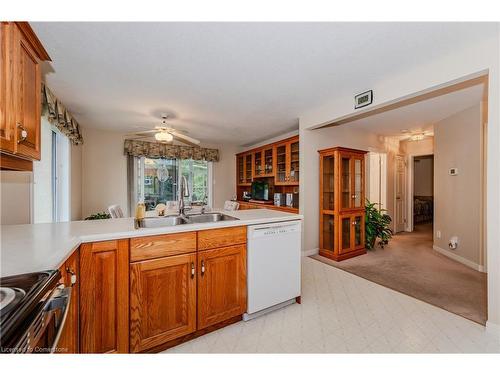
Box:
0;209;302;278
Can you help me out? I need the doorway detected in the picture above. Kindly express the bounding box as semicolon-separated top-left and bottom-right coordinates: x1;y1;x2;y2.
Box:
410;154;434;233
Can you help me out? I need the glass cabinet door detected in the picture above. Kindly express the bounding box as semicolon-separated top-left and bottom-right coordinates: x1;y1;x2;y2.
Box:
352;157;363;209
354;214;363;249
254;151;263;177
340;215;352;253
237;155;245;185
275;144;287;183
289;141;299;183
264;148;273;175
322;214;335;252
245;154;253;183
340;156;352;209
322;155;335;210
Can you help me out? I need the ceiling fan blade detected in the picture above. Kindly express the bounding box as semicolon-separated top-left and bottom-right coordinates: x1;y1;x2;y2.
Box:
170;131;200;146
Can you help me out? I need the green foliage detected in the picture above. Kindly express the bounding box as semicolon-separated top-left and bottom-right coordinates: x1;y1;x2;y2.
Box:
365;199;393;249
85;212;111;220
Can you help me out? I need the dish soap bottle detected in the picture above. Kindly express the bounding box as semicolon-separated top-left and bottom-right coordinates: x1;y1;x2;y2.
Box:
135;200;146;228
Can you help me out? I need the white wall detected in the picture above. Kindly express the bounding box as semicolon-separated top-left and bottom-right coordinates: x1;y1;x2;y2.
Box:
33;117;53;223
299;125;385;253
400;137;434;156
298;28;500;327
0;171;32;224
434;104;482;268
207;143;238;209
71;143;83;220
81;127;237;217
82;127;129;218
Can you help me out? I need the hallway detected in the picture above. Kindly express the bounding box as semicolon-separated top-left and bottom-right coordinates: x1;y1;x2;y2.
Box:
312;224;487;324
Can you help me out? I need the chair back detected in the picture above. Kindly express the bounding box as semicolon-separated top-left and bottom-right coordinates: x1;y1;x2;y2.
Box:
108;204;124;218
224;200;240;211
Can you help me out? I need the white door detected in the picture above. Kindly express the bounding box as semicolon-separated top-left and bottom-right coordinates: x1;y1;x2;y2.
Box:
368;152;388;210
395;155;407;233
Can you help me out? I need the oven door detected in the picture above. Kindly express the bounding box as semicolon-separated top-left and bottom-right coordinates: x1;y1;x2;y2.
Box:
15;285;72;354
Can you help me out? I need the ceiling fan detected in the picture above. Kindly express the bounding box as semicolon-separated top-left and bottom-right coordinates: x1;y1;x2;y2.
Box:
126;115;201;146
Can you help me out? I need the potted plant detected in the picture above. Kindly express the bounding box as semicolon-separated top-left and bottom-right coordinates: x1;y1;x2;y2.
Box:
84;211;111;220
365;199;393;249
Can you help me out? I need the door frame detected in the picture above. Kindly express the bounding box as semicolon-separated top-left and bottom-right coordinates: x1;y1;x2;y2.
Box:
394;154;407;233
407;153;434;232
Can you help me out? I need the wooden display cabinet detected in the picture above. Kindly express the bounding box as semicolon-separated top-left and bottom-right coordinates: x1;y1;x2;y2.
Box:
274;137;299;185
319;147;367;261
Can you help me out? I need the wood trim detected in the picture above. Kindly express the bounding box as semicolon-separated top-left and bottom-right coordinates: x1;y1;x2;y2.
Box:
316;74;488;129
236;135;299;157
0;152;32;170
197;226;247;251
130;232;197;262
237;200;298;213
14;22;51;61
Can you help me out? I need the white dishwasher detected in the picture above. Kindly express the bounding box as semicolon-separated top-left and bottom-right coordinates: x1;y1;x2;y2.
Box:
243;220;302;321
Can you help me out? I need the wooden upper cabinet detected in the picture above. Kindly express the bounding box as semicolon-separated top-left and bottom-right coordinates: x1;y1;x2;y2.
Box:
79;240;129;353
253;147;274;178
197;244;247;329
0;22;50;165
274;136;299;186
130;253;197;353
236;152;253;186
57;249;80;354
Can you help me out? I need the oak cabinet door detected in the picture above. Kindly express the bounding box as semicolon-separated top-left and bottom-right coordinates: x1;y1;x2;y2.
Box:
129;253;197;353
57;249;80;354
0;23;16;153
197;244;247;329
13;24;41;160
80;240;129;353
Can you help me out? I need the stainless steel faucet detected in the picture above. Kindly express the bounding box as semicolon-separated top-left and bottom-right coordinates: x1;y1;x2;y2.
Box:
178;175;190;216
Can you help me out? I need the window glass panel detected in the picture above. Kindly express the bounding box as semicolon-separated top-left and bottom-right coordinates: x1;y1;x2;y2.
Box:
136;157;210;211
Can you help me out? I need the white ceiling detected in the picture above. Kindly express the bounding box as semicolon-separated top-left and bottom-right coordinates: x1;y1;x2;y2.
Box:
345;84;484;136
31;22;493;145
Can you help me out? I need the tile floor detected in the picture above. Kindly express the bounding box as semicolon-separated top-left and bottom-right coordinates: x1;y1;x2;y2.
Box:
163;257;500;353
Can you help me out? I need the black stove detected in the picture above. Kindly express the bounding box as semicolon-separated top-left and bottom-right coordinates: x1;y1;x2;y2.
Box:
0;270;67;354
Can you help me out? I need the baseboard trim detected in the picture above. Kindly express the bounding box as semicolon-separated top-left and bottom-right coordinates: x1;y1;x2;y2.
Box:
433;245;486;273
303;247;319;257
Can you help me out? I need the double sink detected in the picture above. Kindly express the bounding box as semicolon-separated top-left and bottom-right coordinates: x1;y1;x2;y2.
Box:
137;212;239;228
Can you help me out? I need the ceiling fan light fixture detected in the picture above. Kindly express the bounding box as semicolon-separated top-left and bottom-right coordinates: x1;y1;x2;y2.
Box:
155;131;173;142
410;133;425;141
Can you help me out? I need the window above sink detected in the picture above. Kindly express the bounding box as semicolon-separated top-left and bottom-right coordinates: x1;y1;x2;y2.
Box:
131;157;213;212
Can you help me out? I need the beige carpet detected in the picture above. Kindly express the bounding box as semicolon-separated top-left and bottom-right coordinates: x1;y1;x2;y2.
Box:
311;224;487;325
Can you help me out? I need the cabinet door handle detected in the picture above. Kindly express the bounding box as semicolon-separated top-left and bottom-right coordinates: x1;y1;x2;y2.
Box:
66;267;77;285
201;260;205;276
17;123;28;143
191;262;195;279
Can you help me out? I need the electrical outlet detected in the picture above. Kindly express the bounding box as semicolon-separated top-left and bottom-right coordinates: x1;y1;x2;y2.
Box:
436;230;441;239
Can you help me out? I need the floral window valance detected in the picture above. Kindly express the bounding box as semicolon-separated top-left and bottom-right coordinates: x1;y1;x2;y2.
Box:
124;139;219;162
41;83;83;145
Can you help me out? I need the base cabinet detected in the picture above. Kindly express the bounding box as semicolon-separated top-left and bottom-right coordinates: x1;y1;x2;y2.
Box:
79;239;129;353
197;244;247;329
57;249;79;354
130;253;197;353
76;227;247;353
